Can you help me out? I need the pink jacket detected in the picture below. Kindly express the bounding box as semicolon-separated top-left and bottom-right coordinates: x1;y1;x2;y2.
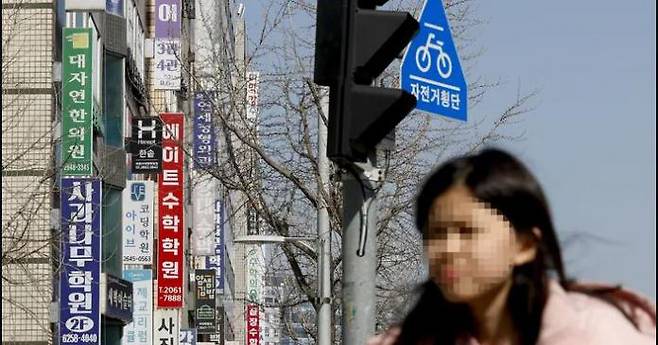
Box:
367;280;656;345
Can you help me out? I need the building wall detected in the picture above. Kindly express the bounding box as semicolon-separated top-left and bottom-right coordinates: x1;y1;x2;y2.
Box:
1;1;56;343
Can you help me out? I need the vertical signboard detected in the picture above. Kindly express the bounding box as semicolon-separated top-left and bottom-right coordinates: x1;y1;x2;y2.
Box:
122;270;152;345
59;177;102;345
246;246;261;304
131;117;162;173
157;113;184;308
247;208;258;236
154;0;182;89
209;306;224;345
62;28;94;176
155;309;180;345
245;72;259;122
194;269;216;334
193;92;216;169
122;181;154;265
191;178;216;256
205;199;224;294
179;329;197;345
246;304;259;345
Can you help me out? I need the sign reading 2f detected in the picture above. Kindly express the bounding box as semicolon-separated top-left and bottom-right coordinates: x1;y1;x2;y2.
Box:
400;0;467;121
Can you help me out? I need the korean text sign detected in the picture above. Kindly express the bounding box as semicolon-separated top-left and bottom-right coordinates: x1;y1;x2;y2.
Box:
122;270;152;345
205;199;225;294
131;117;162;173
154;0;181;89
157;113;185;308
191;177;216;256
62;28;93;176
59;177;102;344
193;92;216;169
122;181;154;264
246;304;259;345
245;72;259;122
155;309;179;345
195;269;216;334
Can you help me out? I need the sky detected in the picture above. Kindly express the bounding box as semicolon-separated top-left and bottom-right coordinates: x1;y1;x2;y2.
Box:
243;0;656;298
472;1;656;298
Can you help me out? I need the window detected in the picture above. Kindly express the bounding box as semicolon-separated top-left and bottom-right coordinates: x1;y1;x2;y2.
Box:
102;187;123;276
103;53;124;146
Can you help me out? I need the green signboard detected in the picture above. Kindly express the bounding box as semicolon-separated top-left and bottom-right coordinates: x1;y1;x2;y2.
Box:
62;28;94;176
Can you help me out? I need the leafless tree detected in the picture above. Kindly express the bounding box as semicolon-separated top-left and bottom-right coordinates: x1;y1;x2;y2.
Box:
183;0;537;343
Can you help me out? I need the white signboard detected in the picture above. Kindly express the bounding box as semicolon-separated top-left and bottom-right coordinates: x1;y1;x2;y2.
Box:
155;309;180;345
122;181;154;264
122;270;152;345
245;71;259;121
191;177;216;255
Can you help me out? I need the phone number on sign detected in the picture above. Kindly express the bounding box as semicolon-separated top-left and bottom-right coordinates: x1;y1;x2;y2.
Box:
62;334;98;343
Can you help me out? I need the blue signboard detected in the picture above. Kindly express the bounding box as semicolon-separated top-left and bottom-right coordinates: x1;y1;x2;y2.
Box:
179;328;197;345
193;91;216;169
206;200;225;293
60;177;102;345
106;0;124;16
104;274;133;323
400;0;467;121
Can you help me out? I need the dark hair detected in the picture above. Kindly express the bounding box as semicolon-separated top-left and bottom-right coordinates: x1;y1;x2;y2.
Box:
397;148;568;345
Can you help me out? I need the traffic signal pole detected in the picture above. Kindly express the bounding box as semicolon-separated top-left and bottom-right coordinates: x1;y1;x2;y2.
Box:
341;156;380;345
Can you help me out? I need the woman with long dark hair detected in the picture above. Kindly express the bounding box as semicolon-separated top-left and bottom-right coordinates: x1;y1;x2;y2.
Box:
368;148;655;345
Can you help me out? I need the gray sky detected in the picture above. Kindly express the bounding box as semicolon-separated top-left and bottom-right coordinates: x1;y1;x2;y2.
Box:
473;1;656;298
244;0;656;298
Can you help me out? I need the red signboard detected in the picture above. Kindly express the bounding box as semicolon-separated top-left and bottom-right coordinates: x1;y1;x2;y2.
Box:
157;113;185;308
246;304;260;345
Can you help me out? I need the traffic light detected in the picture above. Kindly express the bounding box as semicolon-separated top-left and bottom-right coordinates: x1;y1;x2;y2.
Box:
314;0;419;163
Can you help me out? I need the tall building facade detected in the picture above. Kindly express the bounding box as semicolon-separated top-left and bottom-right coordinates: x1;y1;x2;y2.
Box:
2;0;246;344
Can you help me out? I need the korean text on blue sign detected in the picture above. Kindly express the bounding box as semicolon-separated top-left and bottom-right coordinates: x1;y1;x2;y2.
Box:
60;177;102;345
104;274;133;323
206;200;225;294
400;0;467;121
193;92;216;169
180;328;197;345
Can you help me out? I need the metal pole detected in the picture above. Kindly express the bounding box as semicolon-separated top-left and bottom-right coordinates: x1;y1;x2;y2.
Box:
341;155;378;345
317;92;333;345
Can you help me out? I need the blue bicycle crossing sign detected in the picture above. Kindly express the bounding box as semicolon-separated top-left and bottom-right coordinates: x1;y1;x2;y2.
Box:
400;0;467;121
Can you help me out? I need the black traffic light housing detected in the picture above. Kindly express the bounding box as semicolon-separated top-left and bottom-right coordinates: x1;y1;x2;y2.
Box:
315;0;419;163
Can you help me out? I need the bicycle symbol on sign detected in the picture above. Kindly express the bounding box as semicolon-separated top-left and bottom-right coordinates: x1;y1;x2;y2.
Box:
415;27;452;79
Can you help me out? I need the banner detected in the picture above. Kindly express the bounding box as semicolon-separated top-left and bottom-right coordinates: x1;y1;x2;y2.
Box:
62;28;93;176
59;177;102;345
131;117;162;173
245;72;259;121
154;0;181;89
194;269;216;334
193;92;216;169
122;270;152;345
205;199;224;294
157;113;185;308
246;304;259;345
155;309;180;345
122;181;154;264
179;329;196;345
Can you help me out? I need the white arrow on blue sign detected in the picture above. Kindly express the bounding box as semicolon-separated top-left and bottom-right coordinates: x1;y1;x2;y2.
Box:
400;0;467;121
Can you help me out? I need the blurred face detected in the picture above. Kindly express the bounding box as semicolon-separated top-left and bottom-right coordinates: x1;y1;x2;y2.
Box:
425;184;532;303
